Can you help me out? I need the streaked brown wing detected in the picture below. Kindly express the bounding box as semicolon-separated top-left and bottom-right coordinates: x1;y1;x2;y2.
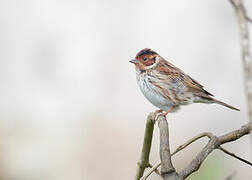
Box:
156;58;214;97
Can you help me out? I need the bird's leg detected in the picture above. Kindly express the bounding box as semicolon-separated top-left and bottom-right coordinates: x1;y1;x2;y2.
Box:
155;109;163;113
161;106;174;116
152;107;173;122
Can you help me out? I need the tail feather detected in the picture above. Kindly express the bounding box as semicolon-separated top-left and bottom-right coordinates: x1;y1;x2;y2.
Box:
212;98;240;111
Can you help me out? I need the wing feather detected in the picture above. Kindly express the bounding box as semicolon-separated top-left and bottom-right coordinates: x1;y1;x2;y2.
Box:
154;58;214;97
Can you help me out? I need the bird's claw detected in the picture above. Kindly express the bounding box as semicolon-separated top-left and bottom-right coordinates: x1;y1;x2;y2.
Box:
152;107;174;122
152;109;164;122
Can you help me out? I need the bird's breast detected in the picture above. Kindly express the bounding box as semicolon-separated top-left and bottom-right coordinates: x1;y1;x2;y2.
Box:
136;72;173;111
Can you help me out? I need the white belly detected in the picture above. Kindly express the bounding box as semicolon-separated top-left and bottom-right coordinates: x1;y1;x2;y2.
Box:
136;73;173;111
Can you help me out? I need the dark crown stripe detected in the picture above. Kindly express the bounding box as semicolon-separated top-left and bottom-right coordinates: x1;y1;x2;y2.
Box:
136;48;157;58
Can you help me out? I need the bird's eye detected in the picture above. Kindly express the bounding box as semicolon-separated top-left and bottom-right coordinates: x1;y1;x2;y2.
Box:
143;57;148;61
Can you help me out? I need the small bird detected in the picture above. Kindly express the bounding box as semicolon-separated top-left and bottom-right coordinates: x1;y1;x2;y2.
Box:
130;48;239;115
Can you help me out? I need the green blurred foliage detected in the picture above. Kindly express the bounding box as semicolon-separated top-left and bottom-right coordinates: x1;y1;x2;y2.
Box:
187;152;225;180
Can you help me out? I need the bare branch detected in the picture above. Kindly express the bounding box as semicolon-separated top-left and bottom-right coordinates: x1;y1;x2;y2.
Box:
140;162;161;180
229;0;252;23
178;136;219;179
229;0;252;122
178;122;252;179
172;132;214;155
157;115;178;180
148;164;162;177
219;147;252;166
218;122;252;144
141;122;252;179
246;16;252;23
135;113;155;180
141;132;214;179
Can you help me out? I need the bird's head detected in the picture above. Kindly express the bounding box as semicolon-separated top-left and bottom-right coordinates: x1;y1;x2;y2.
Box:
130;48;159;71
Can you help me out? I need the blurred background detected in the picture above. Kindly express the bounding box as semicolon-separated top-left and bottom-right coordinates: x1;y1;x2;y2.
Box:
0;0;251;179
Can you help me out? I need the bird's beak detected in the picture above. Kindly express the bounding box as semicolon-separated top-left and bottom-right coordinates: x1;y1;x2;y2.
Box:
129;58;138;64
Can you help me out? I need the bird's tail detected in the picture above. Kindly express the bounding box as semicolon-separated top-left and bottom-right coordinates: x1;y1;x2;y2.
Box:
212;98;240;111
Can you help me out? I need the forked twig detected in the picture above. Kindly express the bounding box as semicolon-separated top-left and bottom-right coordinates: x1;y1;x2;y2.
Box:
141;122;252;180
140;132;215;180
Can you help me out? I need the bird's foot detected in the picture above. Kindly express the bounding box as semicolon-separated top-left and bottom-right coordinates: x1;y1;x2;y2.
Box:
155;109;163;114
152;109;163;122
152;107;174;122
160;107;174;116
